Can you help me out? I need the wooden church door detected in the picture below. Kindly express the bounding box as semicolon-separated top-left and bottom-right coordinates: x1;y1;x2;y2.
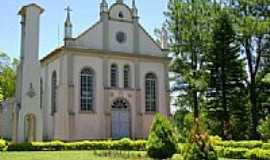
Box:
111;99;130;139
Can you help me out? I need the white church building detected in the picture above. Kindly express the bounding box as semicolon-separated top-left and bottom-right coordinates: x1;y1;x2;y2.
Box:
0;0;170;142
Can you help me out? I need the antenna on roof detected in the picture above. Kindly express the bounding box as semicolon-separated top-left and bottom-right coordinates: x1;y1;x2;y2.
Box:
58;23;60;47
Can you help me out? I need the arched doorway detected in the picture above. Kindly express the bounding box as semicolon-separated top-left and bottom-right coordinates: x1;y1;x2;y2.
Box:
111;98;130;139
24;114;36;142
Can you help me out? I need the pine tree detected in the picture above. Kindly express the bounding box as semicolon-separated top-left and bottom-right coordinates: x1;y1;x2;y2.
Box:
166;0;214;120
206;11;249;140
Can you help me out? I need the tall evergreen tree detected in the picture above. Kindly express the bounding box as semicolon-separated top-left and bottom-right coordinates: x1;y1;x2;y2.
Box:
206;11;249;140
166;0;214;119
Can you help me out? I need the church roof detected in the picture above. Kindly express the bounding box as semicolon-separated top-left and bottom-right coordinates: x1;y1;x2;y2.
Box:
40;1;168;63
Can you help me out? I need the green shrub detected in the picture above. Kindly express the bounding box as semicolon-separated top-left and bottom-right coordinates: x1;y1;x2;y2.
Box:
146;113;177;159
183;120;218;160
263;143;270;150
216;140;263;149
245;148;270;160
209;135;222;145
214;146;270;159
183;133;218;160
258;116;270;141
7;139;147;151
0;139;7;151
222;147;248;159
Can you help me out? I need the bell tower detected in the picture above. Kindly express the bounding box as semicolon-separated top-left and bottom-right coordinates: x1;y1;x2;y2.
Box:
15;3;44;142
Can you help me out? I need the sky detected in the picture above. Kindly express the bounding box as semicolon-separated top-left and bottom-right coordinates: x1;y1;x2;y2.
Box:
0;0;169;59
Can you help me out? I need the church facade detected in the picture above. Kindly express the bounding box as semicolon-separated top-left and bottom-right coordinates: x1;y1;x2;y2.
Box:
1;0;170;142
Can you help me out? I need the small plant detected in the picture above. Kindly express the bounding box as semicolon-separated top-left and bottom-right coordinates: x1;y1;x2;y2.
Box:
146;113;177;159
258;116;270;141
183;119;218;160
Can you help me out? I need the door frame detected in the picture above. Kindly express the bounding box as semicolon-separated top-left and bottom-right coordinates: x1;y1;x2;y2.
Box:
110;98;132;139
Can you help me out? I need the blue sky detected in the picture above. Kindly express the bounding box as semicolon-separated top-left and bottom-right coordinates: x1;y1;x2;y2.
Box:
0;0;168;59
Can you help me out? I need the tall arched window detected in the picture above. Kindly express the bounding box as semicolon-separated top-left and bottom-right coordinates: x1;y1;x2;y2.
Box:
124;65;130;88
80;68;95;111
111;64;118;87
51;71;57;115
40;78;43;109
145;73;157;112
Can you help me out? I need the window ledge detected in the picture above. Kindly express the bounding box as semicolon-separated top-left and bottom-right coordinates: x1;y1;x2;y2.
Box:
78;111;96;114
145;112;157;115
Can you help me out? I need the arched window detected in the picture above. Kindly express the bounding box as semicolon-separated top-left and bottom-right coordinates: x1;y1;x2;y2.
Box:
111;64;118;87
51;71;57;115
40;78;43;109
124;65;130;88
80;68;95;111
145;73;157;112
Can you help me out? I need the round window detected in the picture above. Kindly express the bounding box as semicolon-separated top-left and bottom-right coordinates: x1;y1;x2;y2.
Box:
116;31;127;44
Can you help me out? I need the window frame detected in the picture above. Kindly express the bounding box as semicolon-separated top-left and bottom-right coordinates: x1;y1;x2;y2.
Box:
110;64;119;88
51;71;57;115
80;67;95;113
123;64;130;88
145;73;158;113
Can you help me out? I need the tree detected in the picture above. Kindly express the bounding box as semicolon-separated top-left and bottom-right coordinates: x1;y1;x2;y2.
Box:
234;0;270;139
146;113;177;159
0;51;17;100
206;11;249;140
166;0;214;120
257;116;270;141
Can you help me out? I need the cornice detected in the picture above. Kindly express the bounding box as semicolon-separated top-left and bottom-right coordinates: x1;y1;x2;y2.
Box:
40;47;171;65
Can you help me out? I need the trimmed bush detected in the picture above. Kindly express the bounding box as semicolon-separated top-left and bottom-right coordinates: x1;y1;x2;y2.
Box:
0;139;7;151
215;146;270;159
216;140;263;149
245;148;270;160
146;113;177;159
7;139;146;151
222;147;248;159
263;143;270;150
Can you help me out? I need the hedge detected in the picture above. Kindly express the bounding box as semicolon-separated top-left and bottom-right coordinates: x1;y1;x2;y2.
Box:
0;139;7;151
215;146;248;159
245;148;270;160
1;139;270;159
7;138;147;151
215;146;270;159
216;140;264;149
263;143;270;150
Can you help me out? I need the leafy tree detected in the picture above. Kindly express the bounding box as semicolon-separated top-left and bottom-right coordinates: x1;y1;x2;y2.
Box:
233;0;270;139
257;116;270;141
0;51;17;100
206;11;249;140
146;113;177;159
166;0;214;119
